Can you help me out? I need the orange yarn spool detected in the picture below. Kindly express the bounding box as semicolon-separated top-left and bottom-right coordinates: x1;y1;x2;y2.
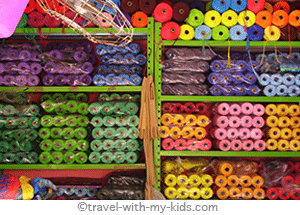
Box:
273;0;290;13
272;10;289;28
131;11;148;27
289;10;300;27
264;2;273;13
256;10;272;28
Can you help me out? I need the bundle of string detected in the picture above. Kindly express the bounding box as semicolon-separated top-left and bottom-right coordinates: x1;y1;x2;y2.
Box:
35;0;134;46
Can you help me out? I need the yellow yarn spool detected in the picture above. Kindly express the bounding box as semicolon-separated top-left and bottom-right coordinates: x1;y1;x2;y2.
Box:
164;187;178;199
266;115;279;127
197;115;210;127
161;113;174;126
160;126;170;138
290;140;300;151
189;187;201;199
278;139;290;151
240;175;252;187
292;128;300;140
164;174;177;186
194;127;207;139
252;175;264;188
268;127;281;139
221;9;238;27
179;24;195;40
289;104;300;116
189;174;202;187
266;139;278;151
173;114;185;126
237;10;256;27
200;187;213;199
170;127;182;139
204;10;221;28
253;188;265;200
241;188;253;200
290;117;300;128
228;175;239;187
181;126;195;139
280;128;292;139
177;187;189;199
278;116;291;128
265;104;277;116
201;174;213;187
277;104;289;116
177;174;189;186
184;114;197;126
264;25;281;41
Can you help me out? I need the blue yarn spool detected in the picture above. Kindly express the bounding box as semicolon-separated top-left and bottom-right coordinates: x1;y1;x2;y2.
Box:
127;43;141;55
244;72;257;85
119;65;131;73
232;72;244;84
288;86;300;97
93;74;105;86
190;1;206;13
195;25;212;40
129;74;142;86
124;54;136;65
210;84;223;95
112;54;124;64
235;84;247;96
222;85;235;96
106;45;118;55
263;85;277;97
230;25;247;41
246;85;260;96
135;54;147;65
130;65;142;74
259;74;271;86
219;72;233;84
234;60;248;72
210;60;224;72
248;60;260;72
95;44;108;56
270;74;283;86
208;72;219;84
211;0;230;13
276;85;288;97
65;188;75;196
282;73;295;86
56;187;66;196
290;52;300;63
247;25;264;41
117;74;130;85
75;188;87;197
230;0;247;12
295;74;300;85
97;65;109;74
101;54;113;65
105;74;118;85
108;65;120;74
87;188;98;197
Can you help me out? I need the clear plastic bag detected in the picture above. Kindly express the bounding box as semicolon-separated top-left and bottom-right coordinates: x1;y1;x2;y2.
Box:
165;48;215;61
162;84;209;96
161;59;210;73
162;72;206;84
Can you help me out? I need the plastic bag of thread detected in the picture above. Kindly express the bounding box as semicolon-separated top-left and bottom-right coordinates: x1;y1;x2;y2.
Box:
41;48;92;63
162;157;213;200
165;48;215;61
54;186;99;200
39;151;91;164
162;72;206;85
93;73;142;86
161;59;210;73
105;175;145;189
0;43;43;62
210;59;260;73
0;91;28;105
209;84;261;96
162;84;209;96
1;61;43;75
208;71;258;85
97;188;144;200
41;99;89;115
44;61;94;74
97;64;143;75
42;74;92;86
88;100;139;116
95;43;143;56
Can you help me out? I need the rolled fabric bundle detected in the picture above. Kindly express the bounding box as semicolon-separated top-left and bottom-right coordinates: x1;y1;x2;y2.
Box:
160;21;181;40
179;24;195;40
152;2;173;23
221;9;238;28
131;11;148;28
247;0;265;14
27;11;45;27
204;10;221;28
272;10;289;28
172;2;190;22
195;25;212;40
238;10;256;27
230;24;247;41
185;9;204;28
273;0;290;13
211;0;230;13
121;0;139;14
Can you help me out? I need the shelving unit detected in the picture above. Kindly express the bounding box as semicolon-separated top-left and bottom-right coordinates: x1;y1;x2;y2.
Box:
0;18;155;172
153;21;300;192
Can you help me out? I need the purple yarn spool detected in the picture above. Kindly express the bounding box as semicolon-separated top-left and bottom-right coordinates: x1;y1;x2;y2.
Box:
67;75;79;86
27;75;40;86
49;50;63;61
6;49;19;60
44;62;58;74
15;75;27;86
30;63;42;75
80;62;94;74
55;75;67;86
74;50;88;62
31;52;42;62
0;63;4;74
42;74;55;86
17;62;30;75
114;11;131;26
81;42;93;53
5;62;17;72
19;50;31;61
79;74;92;86
3;75;15;86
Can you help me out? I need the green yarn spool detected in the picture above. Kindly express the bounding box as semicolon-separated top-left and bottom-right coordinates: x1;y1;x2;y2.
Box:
54;103;66;115
41;115;53;127
100;103;113;116
76;93;88;103
103;127;116;139
110;93;121;101
62;127;75;139
103;116;116;127
90;139;103;151
20;140;34;152
29;117;40;129
113;103;125;116
27;104;40;116
98;93;110;102
14;129;25;141
128;115;139;127
185;9;205;28
39;139;53;152
78;103;89;115
116;127;128;139
53;139;65;151
211;25;230;41
89;152;101;163
103;139;114;151
40;94;52;102
114;151;126;164
15;152;27;164
3;152;15;163
92;127;104;139
115;116;128;127
75;152;88;164
39;151;51;164
4;105;16;116
77;116;89;127
128;127;139;139
88;103;101;115
64;139;78;151
1;130;14;141
50;127;62;139
126;139;140;151
9;140;20;152
53;115;65;127
0;141;9;153
52;93;64;102
39;128;51;139
101;152;114;164
74;127;87;139
25;129;38;141
42;100;55;113
64;93;76;101
77;140;89;151
125;102;139;115
65;115;78;127
27;152;39;164
114;139;127;151
125;151;139;164
51;151;64;164
66;100;78;113
5;117;18;129
63;151;76;164
91;116;103;127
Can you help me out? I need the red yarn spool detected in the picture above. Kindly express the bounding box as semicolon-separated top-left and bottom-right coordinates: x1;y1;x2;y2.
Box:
53;0;69;14
24;0;36;14
36;0;53;14
65;11;83;26
152;2;173;23
121;0;140;14
160;21;181;40
273;0;290;13
247;0;265;14
172;2;190;22
28;11;45;27
131;11;148;27
44;14;62;27
139;0;157;15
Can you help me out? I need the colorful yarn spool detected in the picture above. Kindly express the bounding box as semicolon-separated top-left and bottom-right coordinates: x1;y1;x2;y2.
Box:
24;0;36;14
27;11;45;27
152;2;173;23
185;9;204;28
212;25;230;41
289;10;300;27
97;12;113;28
160;21;181;40
36;0;52;14
53;0;68;14
211;0;230;13
247;0;265;14
255;10;272;28
195;25;212;40
272;10;289;28
121;0;139;14
230;0;247;13
172;2;190;22
204;10;221;28
131;11;148;27
264;25;281;41
237;10;256;27
139;0;157;15
179;24;195;40
44;14;61;27
273;0;290;13
221;9;238;27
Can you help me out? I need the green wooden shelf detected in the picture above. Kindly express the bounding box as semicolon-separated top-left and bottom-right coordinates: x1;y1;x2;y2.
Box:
0;163;146;170
161;95;300;103
160;150;300;157
0;86;142;93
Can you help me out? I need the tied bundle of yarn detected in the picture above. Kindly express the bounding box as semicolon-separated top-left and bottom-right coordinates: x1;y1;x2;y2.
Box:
185;9;204;28
289;10;300;27
152;2;173;23
172;2;190;22
179;24;195;40
161;21;181;40
255;10;272;28
121;0;139;14
247;0;265;14
139;0;157;15
273;0;290;13
221;9;238;27
211;0;230;13
237;10;256;27
272;10;289;28
204;10;221;28
131;11;148;27
230;0;247;13
264;25;281;41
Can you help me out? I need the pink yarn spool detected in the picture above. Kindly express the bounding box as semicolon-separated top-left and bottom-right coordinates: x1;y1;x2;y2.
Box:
241;102;254;115
240;115;253;128
217;139;231;151
229;103;242;116
254;140;266;151
213;115;229;128
251;128;263;140
231;139;243;151
228;116;241;128
252;116;265;128
239;128;251;140
242;140;254;151
97;12;113;28
187;139;201;151
227;128;239;139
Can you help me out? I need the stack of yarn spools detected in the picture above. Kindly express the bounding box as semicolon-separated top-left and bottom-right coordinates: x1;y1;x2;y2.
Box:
211;102;266;151
88;93;141;164
94;43;145;86
38;93;90;164
42;42;94;86
0;93;40;164
264;103;300;151
0;43;42;86
55;186;99;199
